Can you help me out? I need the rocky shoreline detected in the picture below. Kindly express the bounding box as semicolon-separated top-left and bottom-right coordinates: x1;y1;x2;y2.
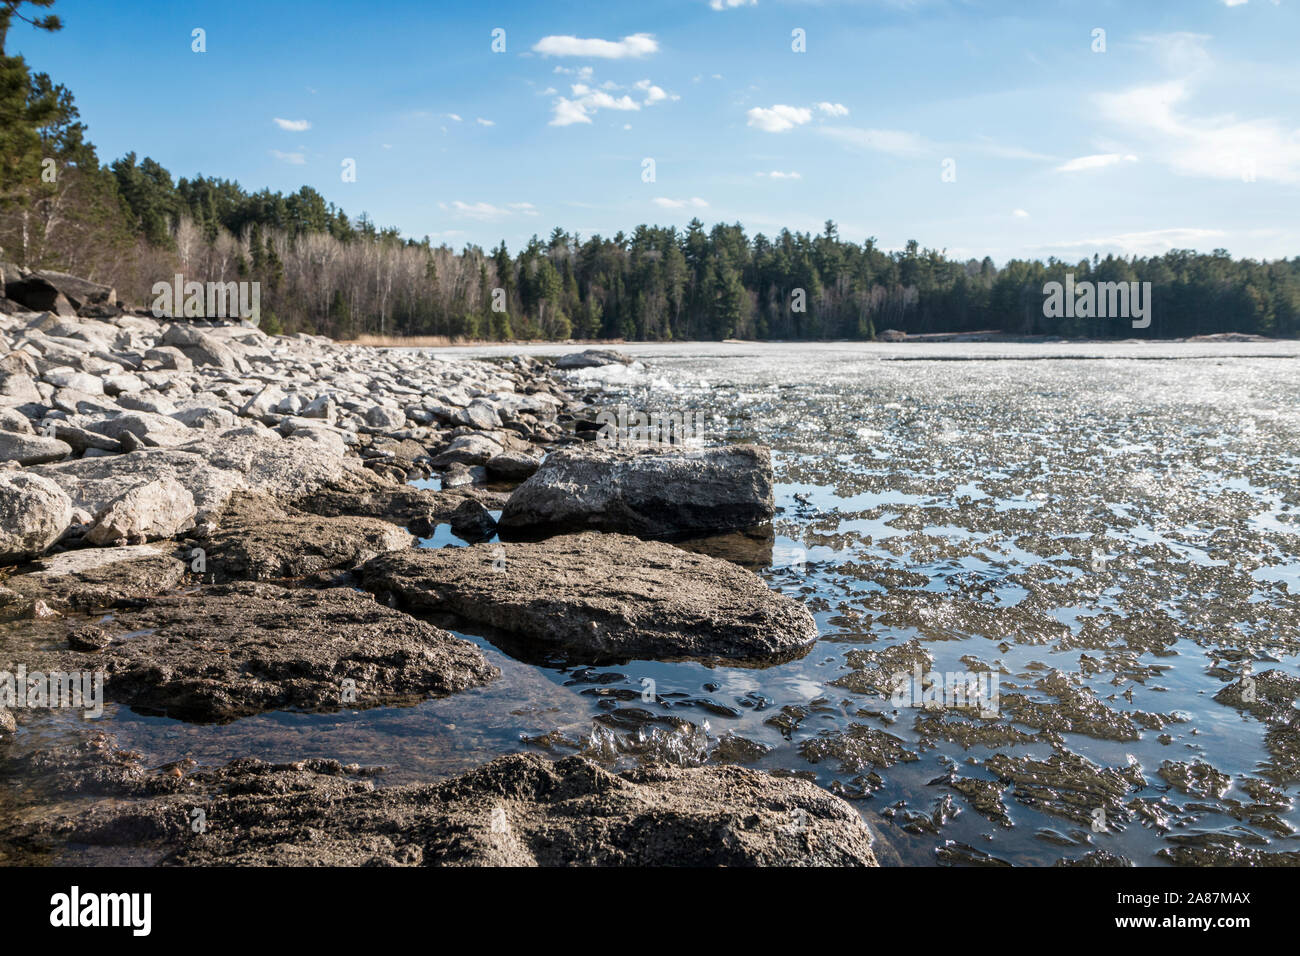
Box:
0;271;876;866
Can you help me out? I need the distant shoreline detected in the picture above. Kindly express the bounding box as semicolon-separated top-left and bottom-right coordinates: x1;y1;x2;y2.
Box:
341;330;1298;350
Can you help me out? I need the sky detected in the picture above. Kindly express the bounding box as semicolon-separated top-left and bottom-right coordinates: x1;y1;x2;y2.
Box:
11;0;1300;263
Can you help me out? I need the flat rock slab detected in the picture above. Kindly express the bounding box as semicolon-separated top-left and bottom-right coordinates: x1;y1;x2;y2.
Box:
8;751;877;866
6;544;186;610
360;532;818;664
294;483;509;536
200;493;412;582
498;444;774;539
39;582;499;722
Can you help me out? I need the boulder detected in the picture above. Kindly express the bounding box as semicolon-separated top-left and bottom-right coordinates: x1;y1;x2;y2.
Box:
447;497;497;541
160;324;249;373
84;476;197;546
5;271;116;314
499;443;774;538
0;429;72;465
554;348;632;370
171;405;238;430
364;404;407;431
0;471;73;561
429;433;503;467
485;450;542;481
143;346;192;371
86;410;195;448
0;407;33;434
360;532;818;664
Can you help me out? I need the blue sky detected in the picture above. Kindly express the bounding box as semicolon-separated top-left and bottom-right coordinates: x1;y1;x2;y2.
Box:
12;0;1300;262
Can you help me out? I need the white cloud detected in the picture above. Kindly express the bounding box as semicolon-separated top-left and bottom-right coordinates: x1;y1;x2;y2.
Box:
445;113;463;122
634;79;677;105
652;197;709;209
1222;0;1249;7
819;126;931;157
533;33;658;59
710;0;757;8
1055;153;1138;172
550;84;641;126
1049;227;1226;256
442;201;538;221
270;149;306;165
273;118;310;132
815;102;849;117
747;104;812;132
476;117;495;126
1096;76;1300;183
1012;209;1030;218
759;170;802;179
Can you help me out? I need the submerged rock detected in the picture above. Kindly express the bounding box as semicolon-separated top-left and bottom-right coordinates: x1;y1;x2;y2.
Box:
36;582;498;722
8;751;877;866
498;444;774;539
360;531;818;664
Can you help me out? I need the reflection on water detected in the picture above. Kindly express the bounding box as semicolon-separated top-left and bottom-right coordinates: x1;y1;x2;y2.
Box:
5;343;1300;866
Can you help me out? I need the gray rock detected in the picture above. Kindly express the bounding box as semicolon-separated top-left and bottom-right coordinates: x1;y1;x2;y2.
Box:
86;410;194;448
171;405;238;430
498;443;774;539
117;393;178;415
0;429;72;465
360;531;818;664
143;346;192;371
429;433;503;467
41;367;103;394
554;348;633;369
239;384;286;420
0;370;41;406
84;476;197;546
0;407;33;434
44;421;123;454
160;325;250;373
486;450;542;481
301;393;336;420
364;404;406;431
458;400;501;430
0;471;73;561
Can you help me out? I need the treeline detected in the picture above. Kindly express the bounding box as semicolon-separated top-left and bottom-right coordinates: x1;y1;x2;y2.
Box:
2;3;1298;341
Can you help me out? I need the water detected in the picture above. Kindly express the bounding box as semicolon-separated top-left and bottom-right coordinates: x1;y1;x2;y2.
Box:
5;341;1300;866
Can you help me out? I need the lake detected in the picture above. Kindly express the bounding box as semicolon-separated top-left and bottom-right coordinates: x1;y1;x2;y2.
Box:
6;341;1299;866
